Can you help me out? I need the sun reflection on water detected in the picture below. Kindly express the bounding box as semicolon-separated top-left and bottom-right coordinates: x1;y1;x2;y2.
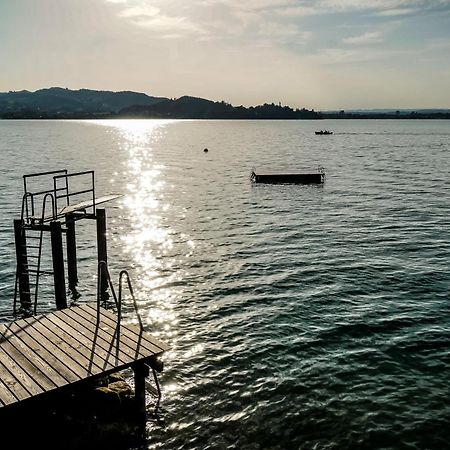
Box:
100;120;182;348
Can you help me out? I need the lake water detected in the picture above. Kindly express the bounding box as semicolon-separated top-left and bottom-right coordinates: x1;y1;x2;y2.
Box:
0;119;449;449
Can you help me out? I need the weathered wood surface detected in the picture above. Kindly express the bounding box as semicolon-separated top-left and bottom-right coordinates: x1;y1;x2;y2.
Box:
0;303;169;409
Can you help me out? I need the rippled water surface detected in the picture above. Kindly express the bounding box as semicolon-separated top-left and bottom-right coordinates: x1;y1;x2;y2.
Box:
0;119;449;449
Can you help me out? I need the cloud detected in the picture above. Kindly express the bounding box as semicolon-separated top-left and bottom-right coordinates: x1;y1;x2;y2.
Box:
104;0;312;44
201;0;297;10
320;0;413;10
131;15;204;36
343;31;383;45
275;5;320;16
106;0;205;37
377;7;418;16
118;5;160;18
277;0;450;16
102;0;450;62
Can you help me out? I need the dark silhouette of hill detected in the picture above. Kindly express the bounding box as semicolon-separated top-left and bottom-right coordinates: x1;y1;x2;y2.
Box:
119;96;319;119
0;87;167;118
321;109;450;119
1;87;448;119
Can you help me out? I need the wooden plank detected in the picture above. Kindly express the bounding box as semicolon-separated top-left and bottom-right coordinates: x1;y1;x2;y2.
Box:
63;307;157;362
0;334;56;392
0;379;18;406
0;347;44;396
28;307;159;377
74;306;165;361
55;307;141;365
35;314;115;374
83;303;169;352
72;305;154;356
47;310;128;371
18;317;91;380
0;330;62;389
0;359;31;402
21;316;101;379
59;194;122;216
0;322;79;384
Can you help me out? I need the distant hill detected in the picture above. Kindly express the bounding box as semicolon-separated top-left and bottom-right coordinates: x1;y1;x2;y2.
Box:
1;87;448;119
321;109;450;119
119;96;320;119
323;108;450;114
0;87;167;118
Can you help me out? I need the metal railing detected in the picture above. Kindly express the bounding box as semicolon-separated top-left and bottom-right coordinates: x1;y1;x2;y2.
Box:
96;262;161;400
21;169;97;223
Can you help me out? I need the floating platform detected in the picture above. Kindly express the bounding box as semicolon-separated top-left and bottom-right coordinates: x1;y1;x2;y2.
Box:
251;167;325;184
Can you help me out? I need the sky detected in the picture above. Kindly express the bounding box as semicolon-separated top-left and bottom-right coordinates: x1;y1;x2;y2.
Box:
1;0;450;110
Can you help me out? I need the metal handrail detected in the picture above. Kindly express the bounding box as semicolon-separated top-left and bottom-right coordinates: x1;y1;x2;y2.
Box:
55;188;94;200
41;193;56;222
53;170;95;216
119;270;144;332
20;192;34;222
96;262;145;335
96;260;120;319
23;169;68;180
22;170;67;222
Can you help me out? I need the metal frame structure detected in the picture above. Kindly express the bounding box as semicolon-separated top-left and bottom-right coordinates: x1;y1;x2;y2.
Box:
14;169;119;315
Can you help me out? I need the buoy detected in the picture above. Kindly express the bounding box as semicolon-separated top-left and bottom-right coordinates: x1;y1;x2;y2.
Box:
203;148;208;152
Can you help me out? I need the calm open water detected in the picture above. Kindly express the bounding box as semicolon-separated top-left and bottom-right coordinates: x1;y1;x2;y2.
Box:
0;119;449;449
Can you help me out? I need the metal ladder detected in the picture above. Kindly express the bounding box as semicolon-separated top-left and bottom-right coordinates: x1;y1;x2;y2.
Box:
13;192;57;315
97;261;163;402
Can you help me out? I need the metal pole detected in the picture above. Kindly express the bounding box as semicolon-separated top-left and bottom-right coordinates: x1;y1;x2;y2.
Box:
133;362;149;427
14;219;31;310
65;213;78;289
96;208;108;301
50;220;67;310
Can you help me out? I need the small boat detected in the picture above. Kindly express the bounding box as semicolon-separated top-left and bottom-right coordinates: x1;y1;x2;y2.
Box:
315;130;333;135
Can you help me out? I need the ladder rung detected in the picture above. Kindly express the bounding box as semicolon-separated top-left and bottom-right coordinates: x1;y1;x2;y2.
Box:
26;269;53;275
41;271;53;275
25;245;40;249
25;235;42;239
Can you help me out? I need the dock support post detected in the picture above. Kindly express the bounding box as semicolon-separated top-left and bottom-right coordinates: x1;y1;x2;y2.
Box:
96;208;108;301
66;213;78;290
134;362;149;428
14;219;31;310
50;220;67;310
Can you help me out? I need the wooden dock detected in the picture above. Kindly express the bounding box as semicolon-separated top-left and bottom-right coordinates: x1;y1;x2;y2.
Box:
7;169;170;446
0;302;169;411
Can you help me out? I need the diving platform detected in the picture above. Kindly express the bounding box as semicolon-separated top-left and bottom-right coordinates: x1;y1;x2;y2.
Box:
14;169;122;314
8;169;170;444
30;194;122;223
